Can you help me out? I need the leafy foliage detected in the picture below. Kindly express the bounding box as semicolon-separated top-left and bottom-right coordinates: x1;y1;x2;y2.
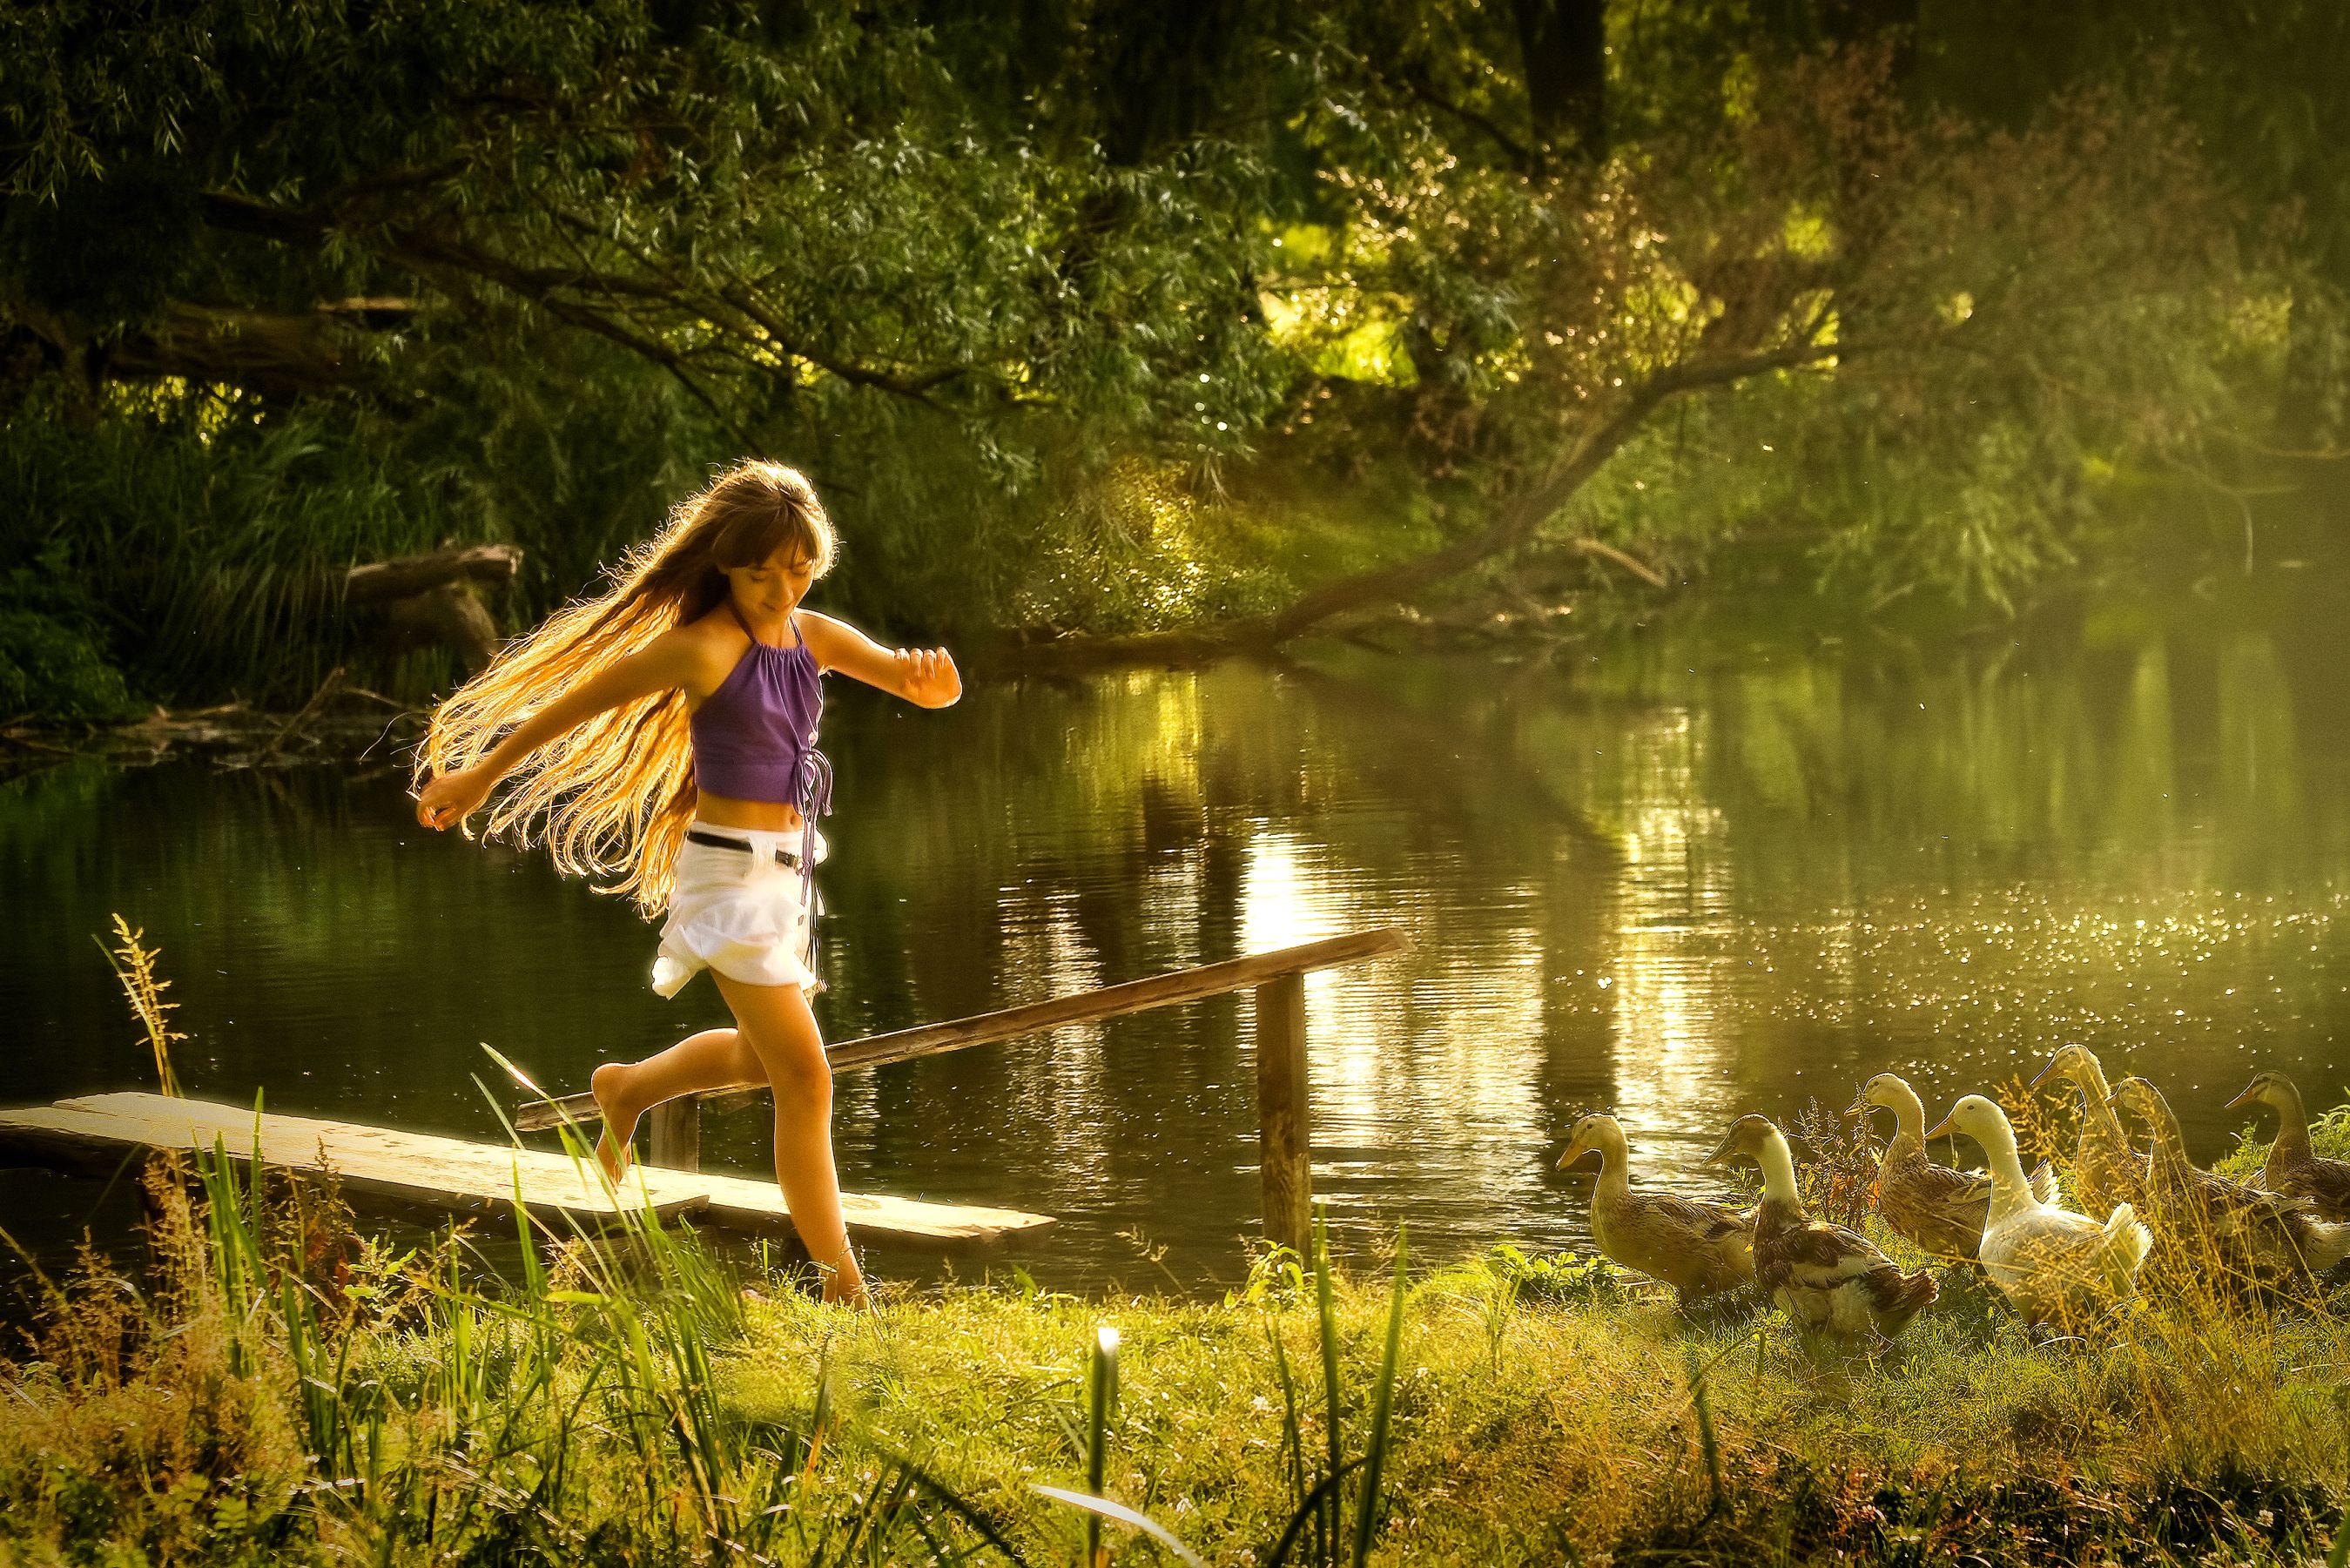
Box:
0;3;2337;712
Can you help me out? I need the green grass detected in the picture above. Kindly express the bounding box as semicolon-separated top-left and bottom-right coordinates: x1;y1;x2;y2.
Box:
10;935;2350;1565
7;1143;2350;1567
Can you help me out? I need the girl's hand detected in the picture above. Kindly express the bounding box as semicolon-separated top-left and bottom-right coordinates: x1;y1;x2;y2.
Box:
898;647;961;707
416;766;493;831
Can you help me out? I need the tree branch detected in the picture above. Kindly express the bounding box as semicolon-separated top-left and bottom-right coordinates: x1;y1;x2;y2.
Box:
1389;69;1539;176
995;335;1856;666
1263;336;1855;639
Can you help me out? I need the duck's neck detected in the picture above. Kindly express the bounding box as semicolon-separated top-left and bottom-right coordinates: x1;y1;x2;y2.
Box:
2071;1060;2131;1143
2266;1089;2313;1168
1759;1129;1806;1218
1973;1119;2039;1218
2137;1098;2192;1177
1882;1087;1928;1159
1593;1134;1633;1198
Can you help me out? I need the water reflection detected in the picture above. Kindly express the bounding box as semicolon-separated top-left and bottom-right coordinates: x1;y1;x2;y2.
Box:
4;575;2349;1289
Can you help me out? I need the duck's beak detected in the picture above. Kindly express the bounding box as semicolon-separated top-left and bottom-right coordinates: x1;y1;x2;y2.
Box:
1554;1137;1593;1173
1703;1130;1740;1167
2028;1058;2062;1090
1922;1114;1956;1141
1842;1094;1869;1119
2223;1082;2259;1112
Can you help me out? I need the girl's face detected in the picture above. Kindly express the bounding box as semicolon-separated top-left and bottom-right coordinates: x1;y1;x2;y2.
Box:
724;544;816;622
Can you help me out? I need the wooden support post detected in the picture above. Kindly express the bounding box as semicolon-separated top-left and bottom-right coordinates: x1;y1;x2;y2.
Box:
1253;972;1311;1256
648;1096;702;1173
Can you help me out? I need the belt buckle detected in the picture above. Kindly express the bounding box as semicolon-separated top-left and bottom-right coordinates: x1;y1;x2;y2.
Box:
775;847;802;871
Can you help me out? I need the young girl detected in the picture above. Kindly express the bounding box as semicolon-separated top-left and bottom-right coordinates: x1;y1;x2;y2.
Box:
413;461;960;1304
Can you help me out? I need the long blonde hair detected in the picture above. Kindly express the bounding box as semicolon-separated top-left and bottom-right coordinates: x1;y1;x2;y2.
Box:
414;461;837;915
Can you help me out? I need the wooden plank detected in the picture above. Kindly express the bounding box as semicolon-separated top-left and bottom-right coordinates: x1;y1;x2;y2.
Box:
5;1094;705;1223
692;1166;1053;1242
1253;973;1312;1255
515;926;1410;1130
0;1094;1056;1245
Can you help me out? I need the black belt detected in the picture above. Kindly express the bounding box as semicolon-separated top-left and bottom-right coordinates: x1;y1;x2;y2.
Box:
687;827;804;871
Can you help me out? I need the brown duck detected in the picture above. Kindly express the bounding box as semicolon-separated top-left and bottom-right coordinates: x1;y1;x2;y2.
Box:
2030;1045;2148;1219
2108;1076;2350;1289
2227;1071;2350;1222
1707;1114;1939;1344
1848;1073;2057;1262
1556;1114;1754;1302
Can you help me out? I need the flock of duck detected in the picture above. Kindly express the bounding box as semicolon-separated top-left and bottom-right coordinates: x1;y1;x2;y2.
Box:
1556;1049;2350;1344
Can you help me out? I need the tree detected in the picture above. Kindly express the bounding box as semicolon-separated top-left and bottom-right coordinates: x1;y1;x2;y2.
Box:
0;1;2293;710
1214;38;2240;641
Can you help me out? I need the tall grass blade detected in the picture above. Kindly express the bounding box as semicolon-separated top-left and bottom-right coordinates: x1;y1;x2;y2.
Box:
1686;1345;1724;1518
1267;1313;1306;1516
1086;1323;1121;1566
2330;1383;2350;1568
1031;1486;1209;1568
1264;1460;1368;1568
98;915;184;1096
1349;1228;1407;1568
884;1450;1033;1566
1313;1207;1343;1565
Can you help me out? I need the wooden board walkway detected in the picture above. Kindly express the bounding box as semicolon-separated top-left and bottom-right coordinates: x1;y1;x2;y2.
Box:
0;1093;1052;1246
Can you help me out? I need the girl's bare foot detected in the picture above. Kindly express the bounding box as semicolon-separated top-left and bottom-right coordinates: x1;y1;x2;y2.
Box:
590;1062;639;1183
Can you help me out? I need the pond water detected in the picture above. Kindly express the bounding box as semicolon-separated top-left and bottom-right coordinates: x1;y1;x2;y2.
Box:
5;574;2349;1292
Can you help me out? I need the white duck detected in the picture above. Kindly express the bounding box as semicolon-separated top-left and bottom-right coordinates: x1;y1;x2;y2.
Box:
1927;1094;2152;1329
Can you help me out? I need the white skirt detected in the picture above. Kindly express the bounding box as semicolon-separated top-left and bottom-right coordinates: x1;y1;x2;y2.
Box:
651;822;829;998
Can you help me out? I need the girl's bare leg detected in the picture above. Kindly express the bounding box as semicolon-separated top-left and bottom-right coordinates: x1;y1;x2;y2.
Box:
711;972;866;1305
591;1027;762;1181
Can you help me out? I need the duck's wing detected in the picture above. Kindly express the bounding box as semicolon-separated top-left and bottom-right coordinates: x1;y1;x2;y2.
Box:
1772;1220;1903;1294
1912;1159;2057;1208
2283;1157;2350;1221
1629;1190;1751;1241
2190;1170;2326;1268
1910;1160;1993;1209
2194;1168;2306;1226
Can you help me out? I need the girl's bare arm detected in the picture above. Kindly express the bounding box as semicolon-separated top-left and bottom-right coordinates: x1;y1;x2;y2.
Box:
800;610;961;708
416;631;715;830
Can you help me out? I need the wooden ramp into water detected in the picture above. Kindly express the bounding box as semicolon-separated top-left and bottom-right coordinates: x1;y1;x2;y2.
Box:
0;1093;1051;1246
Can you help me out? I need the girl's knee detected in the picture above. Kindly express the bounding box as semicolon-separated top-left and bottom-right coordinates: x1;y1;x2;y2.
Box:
761;1042;831;1105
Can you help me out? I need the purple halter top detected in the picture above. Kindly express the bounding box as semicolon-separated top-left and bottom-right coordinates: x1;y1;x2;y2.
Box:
691;603;833;833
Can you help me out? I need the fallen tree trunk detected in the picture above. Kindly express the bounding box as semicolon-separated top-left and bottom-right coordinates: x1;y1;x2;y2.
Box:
343;543;521;605
345;544;522;673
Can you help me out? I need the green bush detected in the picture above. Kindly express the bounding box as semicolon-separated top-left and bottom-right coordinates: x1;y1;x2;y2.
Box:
0;556;138;720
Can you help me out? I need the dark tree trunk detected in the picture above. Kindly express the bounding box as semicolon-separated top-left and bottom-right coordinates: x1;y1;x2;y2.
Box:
342;543;521;605
1511;0;1607;161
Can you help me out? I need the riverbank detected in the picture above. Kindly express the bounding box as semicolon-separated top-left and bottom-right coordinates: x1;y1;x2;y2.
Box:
8;1127;2348;1567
